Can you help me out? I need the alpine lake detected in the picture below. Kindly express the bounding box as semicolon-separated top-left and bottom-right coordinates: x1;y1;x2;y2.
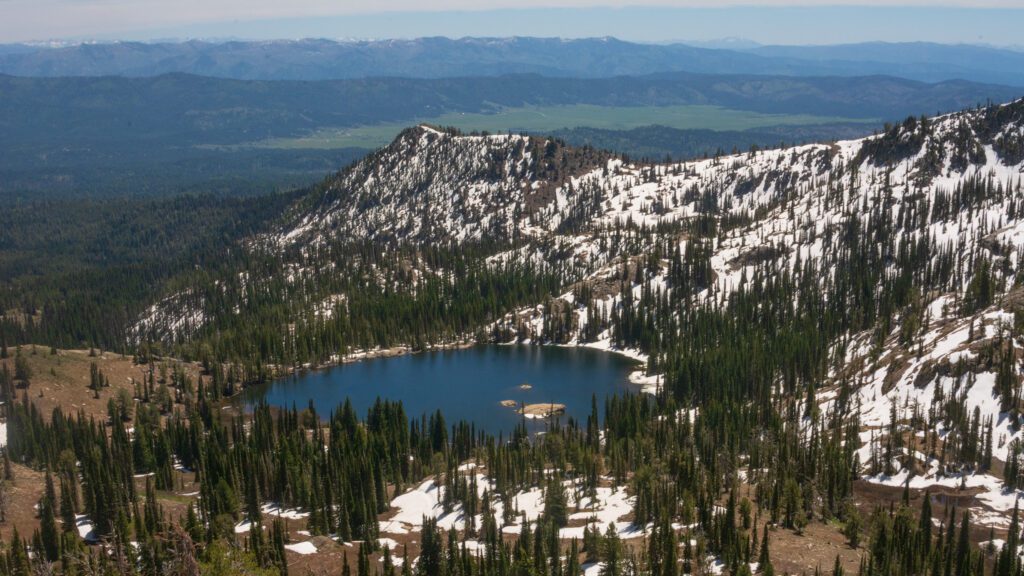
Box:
237;345;642;433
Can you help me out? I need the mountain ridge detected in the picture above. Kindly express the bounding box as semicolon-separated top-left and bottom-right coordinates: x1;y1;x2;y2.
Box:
3;37;1024;86
139;99;1024;358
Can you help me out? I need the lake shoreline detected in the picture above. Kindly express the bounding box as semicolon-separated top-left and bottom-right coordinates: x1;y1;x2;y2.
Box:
279;337;650;381
233;341;653;430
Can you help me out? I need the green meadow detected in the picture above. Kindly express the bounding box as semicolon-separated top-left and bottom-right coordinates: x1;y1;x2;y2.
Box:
249;104;876;150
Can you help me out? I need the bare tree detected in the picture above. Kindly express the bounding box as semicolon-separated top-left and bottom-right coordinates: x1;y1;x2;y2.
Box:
65;548;103;576
31;559;57;576
162;523;201;576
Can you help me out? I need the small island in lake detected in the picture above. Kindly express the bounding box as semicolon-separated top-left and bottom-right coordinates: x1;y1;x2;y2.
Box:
518;382;533;390
517;403;566;418
499;399;518;407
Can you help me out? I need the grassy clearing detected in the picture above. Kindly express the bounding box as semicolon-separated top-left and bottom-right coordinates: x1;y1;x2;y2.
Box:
245;104;877;150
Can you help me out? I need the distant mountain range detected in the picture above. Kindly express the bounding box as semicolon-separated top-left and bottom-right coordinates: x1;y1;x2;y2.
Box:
2;37;1024;86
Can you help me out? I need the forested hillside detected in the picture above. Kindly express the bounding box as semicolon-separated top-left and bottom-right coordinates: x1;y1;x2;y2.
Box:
0;192;300;349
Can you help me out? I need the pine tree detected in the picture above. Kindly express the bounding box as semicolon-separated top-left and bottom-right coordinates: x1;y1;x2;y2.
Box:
342;552;352;576
600;524;622;576
758;524;771;568
544;477;569;528
382;544;395;576
997;503;1019;576
402;545;413;576
39;473;60;562
955;511;972;576
271;518;288;576
843;502;861;549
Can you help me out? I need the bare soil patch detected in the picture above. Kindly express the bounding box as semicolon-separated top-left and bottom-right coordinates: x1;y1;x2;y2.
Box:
1;346;202;422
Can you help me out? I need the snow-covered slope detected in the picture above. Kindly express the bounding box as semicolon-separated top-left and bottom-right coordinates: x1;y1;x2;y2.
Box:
142;100;1024;347
829;291;1023;529
277;102;1022;291
138;101;1024;524
275;125;612;246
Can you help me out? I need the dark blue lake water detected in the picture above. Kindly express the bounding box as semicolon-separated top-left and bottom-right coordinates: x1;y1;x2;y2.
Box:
241;345;639;433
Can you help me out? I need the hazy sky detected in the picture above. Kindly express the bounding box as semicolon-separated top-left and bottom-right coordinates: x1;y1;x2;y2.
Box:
3;1;1024;46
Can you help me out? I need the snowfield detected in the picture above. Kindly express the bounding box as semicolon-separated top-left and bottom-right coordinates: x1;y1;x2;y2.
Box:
383;470;644;540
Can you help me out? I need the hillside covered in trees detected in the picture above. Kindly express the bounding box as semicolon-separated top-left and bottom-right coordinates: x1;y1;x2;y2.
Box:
0;97;1023;575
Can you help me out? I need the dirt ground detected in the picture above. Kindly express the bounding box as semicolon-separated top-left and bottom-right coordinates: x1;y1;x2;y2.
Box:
729;481;864;576
0;346;204;543
767;521;862;575
0;458;201;545
1;346;202;422
0;345;342;568
854;479;1008;550
0;462;45;543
